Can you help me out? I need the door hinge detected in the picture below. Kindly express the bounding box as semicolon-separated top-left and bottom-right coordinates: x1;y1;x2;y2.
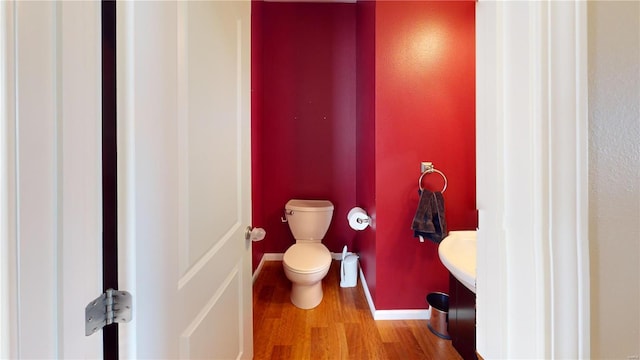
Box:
85;288;132;336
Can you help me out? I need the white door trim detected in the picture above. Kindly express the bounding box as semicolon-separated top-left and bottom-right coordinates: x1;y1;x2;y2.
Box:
476;1;589;358
115;1;138;356
1;1;19;356
1;1;102;358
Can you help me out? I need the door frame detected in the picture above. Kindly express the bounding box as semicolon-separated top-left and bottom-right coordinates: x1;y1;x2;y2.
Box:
475;1;589;358
1;1;103;358
1;1;590;358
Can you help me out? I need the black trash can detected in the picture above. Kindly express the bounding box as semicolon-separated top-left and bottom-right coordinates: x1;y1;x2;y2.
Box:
427;292;450;340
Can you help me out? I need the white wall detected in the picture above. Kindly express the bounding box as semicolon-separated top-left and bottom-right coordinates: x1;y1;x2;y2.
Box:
588;2;640;359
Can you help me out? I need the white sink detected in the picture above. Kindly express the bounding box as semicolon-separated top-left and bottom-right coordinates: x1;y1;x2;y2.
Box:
438;230;477;294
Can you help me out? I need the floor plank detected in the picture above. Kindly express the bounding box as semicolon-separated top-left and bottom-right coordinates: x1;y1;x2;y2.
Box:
253;260;463;360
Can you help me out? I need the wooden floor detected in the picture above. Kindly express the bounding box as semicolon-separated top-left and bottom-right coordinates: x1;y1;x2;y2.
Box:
253;260;463;360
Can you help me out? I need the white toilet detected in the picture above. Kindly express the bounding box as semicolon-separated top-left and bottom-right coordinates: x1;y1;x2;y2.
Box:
282;199;333;309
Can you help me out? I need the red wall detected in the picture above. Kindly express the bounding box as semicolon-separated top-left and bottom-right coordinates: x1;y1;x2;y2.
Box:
253;1;476;310
372;1;476;309
251;0;265;270
355;0;378;303
253;2;358;258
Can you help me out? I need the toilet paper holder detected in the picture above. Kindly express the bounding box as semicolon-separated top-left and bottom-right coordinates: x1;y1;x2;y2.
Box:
347;207;370;230
355;217;369;224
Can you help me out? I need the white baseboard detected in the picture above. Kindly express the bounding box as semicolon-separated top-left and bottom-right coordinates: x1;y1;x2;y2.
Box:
359;268;431;320
331;252;345;260
253;253;430;320
263;252;347;261
358;267;377;318
252;256;266;283
373;309;430;320
263;253;284;261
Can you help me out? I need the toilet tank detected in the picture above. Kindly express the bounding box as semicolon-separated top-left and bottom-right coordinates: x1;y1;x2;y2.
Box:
285;199;334;242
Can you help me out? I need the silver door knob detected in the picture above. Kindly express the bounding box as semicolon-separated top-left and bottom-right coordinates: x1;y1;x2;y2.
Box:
245;226;266;242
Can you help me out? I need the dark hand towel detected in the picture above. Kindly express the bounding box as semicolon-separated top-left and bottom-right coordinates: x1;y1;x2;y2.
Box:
411;189;447;244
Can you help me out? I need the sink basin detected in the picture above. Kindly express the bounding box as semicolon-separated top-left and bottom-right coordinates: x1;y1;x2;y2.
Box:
438;230;476;293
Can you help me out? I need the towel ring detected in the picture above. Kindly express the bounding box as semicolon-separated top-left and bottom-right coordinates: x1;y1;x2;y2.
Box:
418;168;448;193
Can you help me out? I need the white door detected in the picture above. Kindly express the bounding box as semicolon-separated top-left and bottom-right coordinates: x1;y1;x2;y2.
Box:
116;1;253;359
2;1;251;358
1;1;102;358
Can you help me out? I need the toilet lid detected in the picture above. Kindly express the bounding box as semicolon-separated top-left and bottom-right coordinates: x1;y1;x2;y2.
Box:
283;243;331;274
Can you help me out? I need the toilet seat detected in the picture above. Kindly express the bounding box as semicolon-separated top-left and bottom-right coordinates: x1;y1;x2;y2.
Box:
283;243;331;274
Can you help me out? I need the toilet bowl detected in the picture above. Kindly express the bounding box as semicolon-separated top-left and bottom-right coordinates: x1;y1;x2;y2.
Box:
283;243;331;309
282;199;334;309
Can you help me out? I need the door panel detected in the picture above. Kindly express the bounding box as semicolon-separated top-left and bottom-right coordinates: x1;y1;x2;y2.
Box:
179;4;251;357
14;3;58;354
183;3;242;268
117;1;252;358
1;1;102;358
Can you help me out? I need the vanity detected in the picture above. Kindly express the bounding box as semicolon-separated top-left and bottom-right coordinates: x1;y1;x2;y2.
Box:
438;231;477;360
